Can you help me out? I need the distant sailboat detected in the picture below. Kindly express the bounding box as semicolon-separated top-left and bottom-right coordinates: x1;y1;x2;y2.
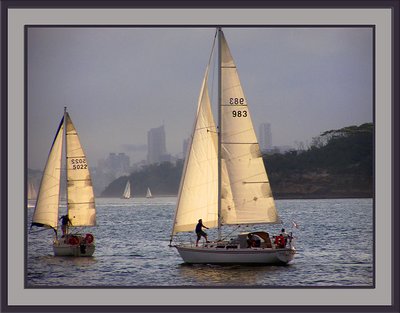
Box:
31;107;96;257
146;187;152;198
122;180;131;199
27;179;37;200
169;29;296;265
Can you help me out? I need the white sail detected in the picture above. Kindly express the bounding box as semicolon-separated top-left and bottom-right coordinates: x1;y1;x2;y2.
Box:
65;113;96;227
122;181;131;199
146;187;152;198
27;179;37;200
172;68;219;234
32;119;64;229
220;32;280;225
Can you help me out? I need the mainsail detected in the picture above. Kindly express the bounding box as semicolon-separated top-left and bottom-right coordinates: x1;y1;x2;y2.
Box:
32;118;64;229
219;32;280;225
65;113;96;227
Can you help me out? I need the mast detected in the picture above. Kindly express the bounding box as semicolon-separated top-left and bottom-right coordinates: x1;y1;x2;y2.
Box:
63;106;68;219
217;27;222;241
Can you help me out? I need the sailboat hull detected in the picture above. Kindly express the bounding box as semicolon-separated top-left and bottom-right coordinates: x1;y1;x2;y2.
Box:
175;245;295;265
53;238;95;257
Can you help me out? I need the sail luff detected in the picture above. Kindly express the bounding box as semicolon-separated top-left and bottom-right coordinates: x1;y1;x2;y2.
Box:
32;117;64;229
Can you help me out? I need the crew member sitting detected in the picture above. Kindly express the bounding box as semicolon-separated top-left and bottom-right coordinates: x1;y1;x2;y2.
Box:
247;233;261;248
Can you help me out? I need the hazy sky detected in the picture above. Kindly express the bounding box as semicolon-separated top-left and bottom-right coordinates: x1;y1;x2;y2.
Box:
28;27;373;170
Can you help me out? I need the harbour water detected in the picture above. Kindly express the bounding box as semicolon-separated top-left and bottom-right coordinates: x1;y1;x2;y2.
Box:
26;197;373;287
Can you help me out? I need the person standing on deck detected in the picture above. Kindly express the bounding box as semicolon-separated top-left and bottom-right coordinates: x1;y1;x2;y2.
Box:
59;214;72;237
195;219;209;247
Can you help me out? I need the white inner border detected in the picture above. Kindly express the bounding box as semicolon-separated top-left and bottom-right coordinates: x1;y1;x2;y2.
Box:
8;8;392;306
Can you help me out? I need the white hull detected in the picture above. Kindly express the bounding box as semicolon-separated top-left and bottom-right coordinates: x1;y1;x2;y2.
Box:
53;237;95;257
176;245;296;265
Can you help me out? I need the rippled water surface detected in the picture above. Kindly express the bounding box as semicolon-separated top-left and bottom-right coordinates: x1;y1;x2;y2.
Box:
27;197;373;287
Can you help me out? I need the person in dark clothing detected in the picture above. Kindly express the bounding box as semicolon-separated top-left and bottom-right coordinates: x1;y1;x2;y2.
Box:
247;233;261;248
195;219;209;247
59;214;72;237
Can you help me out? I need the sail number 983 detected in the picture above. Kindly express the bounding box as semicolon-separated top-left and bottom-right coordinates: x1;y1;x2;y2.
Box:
232;110;247;118
229;97;245;105
71;158;87;170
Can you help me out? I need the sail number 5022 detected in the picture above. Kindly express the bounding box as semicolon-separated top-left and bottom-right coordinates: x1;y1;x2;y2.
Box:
71;158;87;170
232;110;247;118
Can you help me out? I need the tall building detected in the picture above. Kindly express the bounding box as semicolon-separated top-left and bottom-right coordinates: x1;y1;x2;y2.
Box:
147;125;167;164
182;138;190;158
259;123;272;152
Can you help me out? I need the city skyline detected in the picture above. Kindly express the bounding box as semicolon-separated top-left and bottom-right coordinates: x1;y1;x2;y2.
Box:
28;27;373;171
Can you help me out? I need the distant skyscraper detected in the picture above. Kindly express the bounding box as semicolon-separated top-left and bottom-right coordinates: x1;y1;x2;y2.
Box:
182;138;190;158
147;125;167;164
259;123;272;151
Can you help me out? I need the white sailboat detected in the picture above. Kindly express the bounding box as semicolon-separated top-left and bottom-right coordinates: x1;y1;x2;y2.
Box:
31;107;96;257
169;29;296;265
122;180;131;199
146;187;152;198
27;179;37;200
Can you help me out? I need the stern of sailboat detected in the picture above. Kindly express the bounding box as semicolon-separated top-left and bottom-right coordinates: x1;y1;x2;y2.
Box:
53;233;95;257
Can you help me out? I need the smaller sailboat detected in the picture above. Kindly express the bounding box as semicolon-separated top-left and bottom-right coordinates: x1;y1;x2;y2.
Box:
146;187;152;198
27;179;37;200
122;180;131;199
31;107;96;257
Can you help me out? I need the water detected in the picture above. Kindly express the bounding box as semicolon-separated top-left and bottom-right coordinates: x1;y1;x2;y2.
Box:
27;198;373;287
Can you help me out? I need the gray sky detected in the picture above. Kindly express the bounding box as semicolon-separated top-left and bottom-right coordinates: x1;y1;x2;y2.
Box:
28;27;373;170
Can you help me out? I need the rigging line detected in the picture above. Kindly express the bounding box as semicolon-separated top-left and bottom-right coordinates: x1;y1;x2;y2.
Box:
210;33;217;109
207;29;218;68
220;225;242;241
